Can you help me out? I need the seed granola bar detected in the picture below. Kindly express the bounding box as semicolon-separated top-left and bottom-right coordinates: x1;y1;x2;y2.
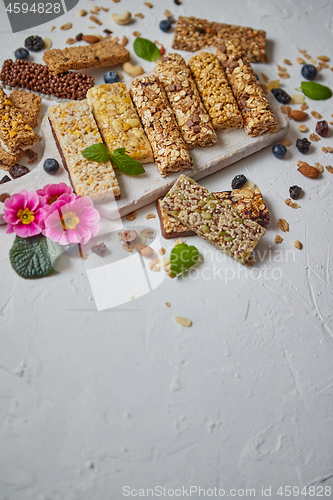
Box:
157;185;269;238
161;175;266;263
48;100;120;199
155;53;217;148
0;87;38;155
188;52;243;130
216;48;277;137
172;16;266;63
43;38;130;75
130;75;193;176
9;90;42;129
87;83;153;163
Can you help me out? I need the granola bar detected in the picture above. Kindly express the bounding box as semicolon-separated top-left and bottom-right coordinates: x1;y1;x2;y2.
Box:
43;38;130;75
188;52;243;130
48;100;120;199
0;87;38;155
87;83;153;163
130;75;193;176
0;148;23;170
172;16;266;63
9;91;41;129
161;175;266;263
215;49;278;137
155;53;217;148
157;185;269;239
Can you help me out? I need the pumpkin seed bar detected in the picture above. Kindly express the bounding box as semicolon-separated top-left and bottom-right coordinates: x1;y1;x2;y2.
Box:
157;185;269;239
161;175;266;263
48;100;120;199
130;75;193;177
43;37;130;75
188;53;243;130
216;48;277;137
0;87;38;155
87;83;153;163
172;16;266;63
155;53;216;148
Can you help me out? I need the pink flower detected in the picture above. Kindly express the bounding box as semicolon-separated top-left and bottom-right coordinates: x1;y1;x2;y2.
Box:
43;195;100;245
3;190;46;238
37;183;74;206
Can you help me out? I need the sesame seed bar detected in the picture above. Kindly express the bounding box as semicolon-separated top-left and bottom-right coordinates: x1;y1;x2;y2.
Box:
161;175;266;263
87;83;153;164
172;16;266;63
215;49;278;137
43;38;130;75
188;52;243;130
155;53;217;148
0;87;38;155
157;185;270;239
48;100;120;200
130;75;193;177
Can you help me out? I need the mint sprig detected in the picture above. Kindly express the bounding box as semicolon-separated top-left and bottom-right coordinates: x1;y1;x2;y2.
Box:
170;243;200;278
301;81;332;100
133;37;161;62
82;144;146;176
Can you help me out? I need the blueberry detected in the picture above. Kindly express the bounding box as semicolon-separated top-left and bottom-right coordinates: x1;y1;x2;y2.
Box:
231;174;247;190
159;19;172;32
296;138;310;154
14;48;29;60
43;158;59;175
301;64;317;81
272;143;287;159
271;88;291;104
24;35;44;52
104;71;120;84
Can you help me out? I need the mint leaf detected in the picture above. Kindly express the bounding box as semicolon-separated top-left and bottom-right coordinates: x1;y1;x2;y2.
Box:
170;243;200;278
9;235;62;279
133;37;161;62
82;143;111;162
301;81;332;100
111;148;145;176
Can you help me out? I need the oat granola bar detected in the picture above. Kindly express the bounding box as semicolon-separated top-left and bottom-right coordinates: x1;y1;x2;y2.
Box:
161;175;266;263
215;50;277;137
157;185;269;239
130;75;193;176
0;148;23;170
48;100;120;199
43;38;130;75
172;16;266;63
87;83;153;164
188;52;243;130
0;87;38;155
155;53;217;148
9;90;41;129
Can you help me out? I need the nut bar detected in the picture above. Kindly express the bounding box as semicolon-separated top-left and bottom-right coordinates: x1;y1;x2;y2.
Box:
87;83;153;163
130;75;193;176
188;52;243;130
0;59;94;100
43;38;130;75
48;100;120;200
157;185;269;239
9;91;41;129
215;49;278;137
0;87;38;155
172;16;266;63
155;53;217;148
161;175;266;263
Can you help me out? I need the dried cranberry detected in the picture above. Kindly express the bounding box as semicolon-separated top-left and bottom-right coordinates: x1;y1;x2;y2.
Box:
315;120;329;138
289;185;302;200
231;174;247;190
0;175;11;184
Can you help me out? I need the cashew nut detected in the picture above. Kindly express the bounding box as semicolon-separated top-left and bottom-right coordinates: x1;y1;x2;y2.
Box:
123;62;145;78
111;11;132;25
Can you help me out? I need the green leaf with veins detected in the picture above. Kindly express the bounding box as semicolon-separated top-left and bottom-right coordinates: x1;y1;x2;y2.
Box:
170;243;200;278
110;148;145;176
81;143;111;162
301;81;332;100
133;37;161;62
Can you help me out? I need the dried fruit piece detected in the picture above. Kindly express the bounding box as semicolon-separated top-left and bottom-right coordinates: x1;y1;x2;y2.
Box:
174;316;192;327
297;162;320;178
289;185;302;200
121;230;137;243
271;88;291;104
277;218;289;232
0;175;11;184
290;110;308;121
9;164;29;179
285;198;300;209
296;138;311;154
275;235;283;244
294;240;303;250
231;174;247;189
91;243;107;256
316;120;329;137
24;35;44;51
291;94;304;104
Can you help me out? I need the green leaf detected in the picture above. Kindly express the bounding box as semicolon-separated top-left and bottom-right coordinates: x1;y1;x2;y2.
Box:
82;143;111;162
9;235;62;279
133;37;161;62
110;148;145;176
170;243;200;278
301;81;332;100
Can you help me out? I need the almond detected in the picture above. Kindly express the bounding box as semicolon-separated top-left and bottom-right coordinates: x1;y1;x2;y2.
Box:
297;163;320;178
134;243;154;257
81;35;100;44
290;110;308;122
